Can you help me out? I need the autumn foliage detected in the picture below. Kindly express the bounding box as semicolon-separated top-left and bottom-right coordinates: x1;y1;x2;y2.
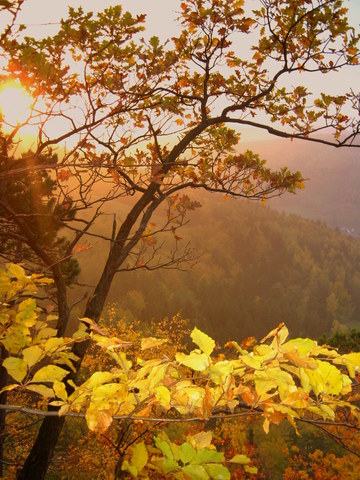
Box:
1;0;360;478
1;263;360;478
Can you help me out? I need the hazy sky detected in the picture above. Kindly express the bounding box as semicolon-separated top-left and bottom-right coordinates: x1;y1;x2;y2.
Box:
13;0;360;94
2;0;359;142
14;0;360;44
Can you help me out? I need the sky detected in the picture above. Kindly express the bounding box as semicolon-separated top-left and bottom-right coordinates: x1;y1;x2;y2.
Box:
1;0;359;142
12;0;360;99
12;0;360;47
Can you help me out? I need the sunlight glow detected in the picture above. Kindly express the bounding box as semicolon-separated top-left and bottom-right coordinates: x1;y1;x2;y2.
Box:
0;79;33;128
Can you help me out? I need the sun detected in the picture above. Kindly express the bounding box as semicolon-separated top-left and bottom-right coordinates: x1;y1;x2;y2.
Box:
0;79;33;128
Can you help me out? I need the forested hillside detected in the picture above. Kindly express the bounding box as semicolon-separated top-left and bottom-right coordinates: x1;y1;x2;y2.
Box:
76;195;360;341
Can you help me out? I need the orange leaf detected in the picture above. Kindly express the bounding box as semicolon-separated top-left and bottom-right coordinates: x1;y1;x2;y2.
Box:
202;384;213;420
73;244;89;254
241;336;257;350
57;169;71;182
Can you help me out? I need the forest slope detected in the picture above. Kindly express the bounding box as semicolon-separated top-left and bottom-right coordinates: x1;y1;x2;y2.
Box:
76;195;360;342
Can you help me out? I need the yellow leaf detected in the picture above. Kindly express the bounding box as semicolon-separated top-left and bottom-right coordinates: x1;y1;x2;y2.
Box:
261;323;288;347
84;371;115;389
44;337;67;353
320;404;335;421
154;385;171;409
22;345;44;368
3;357;27;382
334;352;360;378
141;337;167;350
7;263;25;280
34;327;58;342
0;384;18;394
148;364;167;389
254;367;295;401
190;327;215;356
53;380;68;401
190;431;213;451
90;383;127;409
86;407;113;433
58;404;70;416
91;333;130;350
303;360;343;396
209;360;233;383
25;384;54;397
263;417;270;434
281;389;309;409
283;351;318;370
176;351;210;371
131;442;148;473
282;338;315;356
244;465;258;474
32;365;68;383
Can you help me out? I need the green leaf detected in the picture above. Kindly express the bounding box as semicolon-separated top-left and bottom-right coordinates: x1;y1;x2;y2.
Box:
162;458;179;474
204;464;230;480
131;442;148;473
182;464;209;480
155;436;173;460
32;365;68;383
179;442;196;465
191;449;224;465
229;454;251;465
22;345;43;368
191;328;215;356
3;357;27;382
121;460;138;478
244;465;258;474
149;35;160;49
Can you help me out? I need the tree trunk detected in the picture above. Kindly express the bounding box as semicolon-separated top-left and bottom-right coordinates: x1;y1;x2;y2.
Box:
15;180;167;478
16;264;118;479
16;416;65;480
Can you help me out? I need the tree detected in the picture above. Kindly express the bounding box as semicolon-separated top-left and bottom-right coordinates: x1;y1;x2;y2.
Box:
0;0;359;478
